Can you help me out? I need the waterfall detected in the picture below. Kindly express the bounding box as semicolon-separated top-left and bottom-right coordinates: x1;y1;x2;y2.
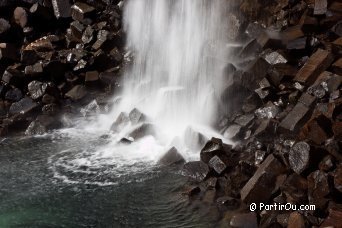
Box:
113;0;231;153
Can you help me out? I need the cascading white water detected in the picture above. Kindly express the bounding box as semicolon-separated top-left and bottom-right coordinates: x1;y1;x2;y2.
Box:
49;0;232;185
116;0;231;150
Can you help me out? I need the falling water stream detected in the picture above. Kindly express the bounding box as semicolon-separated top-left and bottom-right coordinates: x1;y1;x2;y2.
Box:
0;0;233;227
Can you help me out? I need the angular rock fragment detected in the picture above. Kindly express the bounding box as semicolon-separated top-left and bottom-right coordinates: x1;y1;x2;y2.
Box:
208;155;227;175
5;88;23;102
25;115;62;135
240;155;285;204
82;26;94;44
286;37;306;50
128;123;155;140
216;196;239;210
158;147;185;166
234;114;254;127
24;62;43;75
92;30;109;50
0;18;10;35
65;85;87;101
314;0;327;15
200;138;225;164
278;103;312;132
334;165;342;193
223;124;242;140
110;112;129;132
183;161;209;182
299;115;331;145
70;21;85;40
230;213;258;228
9;97;39;115
85;71;99;82
319;155;334;172
2;68;25;88
281;174;308;204
14;7;28;28
289;141;310;174
52;0;72;18
0;43;17;61
294;49;334;86
320;207;342;227
28;81;47;100
255;102;280;119
184;127;208;150
307;170;330;209
71;2;95;22
287;212;306;228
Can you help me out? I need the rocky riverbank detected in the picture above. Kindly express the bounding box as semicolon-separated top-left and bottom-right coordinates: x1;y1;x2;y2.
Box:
0;0;125;136
180;0;342;227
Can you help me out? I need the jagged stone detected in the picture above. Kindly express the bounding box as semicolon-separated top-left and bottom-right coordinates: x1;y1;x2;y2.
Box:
71;2;95;21
294;49;334;86
24;62;43;75
110;112;129;132
307;170;330;209
281;174;308;204
241;155;285;204
216;196;239;210
319;155;334;172
234;114;254;127
129;108;146;125
288;141;310;174
14;7;28;28
70;21;85;40
208;155;227;175
158;147;185;166
334;165;342;193
65;85;87;101
82;26;94;44
278;103;312;132
28;81;48;100
9;97;39;115
184;127;208;150
5;88;23;102
0;43;17;61
287;212;306;228
200;138;225;164
85;71;99;82
52;0;72;18
25;115;62;135
183;161;209;182
128;123;155;140
230;213;258;228
320;207;342;227
313;0;327;15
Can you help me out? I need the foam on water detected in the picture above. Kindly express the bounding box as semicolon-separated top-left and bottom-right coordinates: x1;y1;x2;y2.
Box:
50;0;232;185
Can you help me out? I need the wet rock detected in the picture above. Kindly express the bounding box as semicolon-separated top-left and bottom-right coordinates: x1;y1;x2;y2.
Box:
184;127;208;150
70;21;85;40
9;97;39;115
158;147;185;166
92;30;109;50
208;155;227;175
299;115;331;145
184;186;201;197
129;108;146;125
241;58;270;90
71;2;95;22
331;58;342;75
82;26;94;44
80;100;100;117
0;43;17;61
255;103;280;119
5;88;23;102
294;49;334;86
65;85;87;101
0;18;10;35
28;81;47;100
263;51;287;65
42;103;59;116
223;124;242;140
52;0;72;18
278;103;312;132
234;114;254;127
334;165;342;193
230;213;258;228
85;71;99;82
281;174;308;204
24;62;43;76
128;123;155;140
320;207;342;227
110;112;129;132
319;155;334;172
241;155;286;204
288;141;310;174
287;212;306;228
313;0;327;15
307;170;330;209
200;138;225;164
216;196;240;210
332;121;342;141
298;93;316;107
2;68;25;88
14;7;28;28
25;115;62;135
73;59;87;71
21;49;39;65
286;37;306;50
206;177;217;190
253;119;276;139
183;161;210;182
119;137;133;145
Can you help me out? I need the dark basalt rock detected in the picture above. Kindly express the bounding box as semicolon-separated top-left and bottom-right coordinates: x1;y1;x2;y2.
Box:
208;155;227;175
200;137;225;164
28;81;48;100
51;0;72;18
5;88;23;102
129;108;146;125
25;115;63;135
65;85;88;101
110;112;129;132
288;141;310;174
183;161;209;182
230;213;258;228
128;123;155;141
158;147;185;166
9;97;39;115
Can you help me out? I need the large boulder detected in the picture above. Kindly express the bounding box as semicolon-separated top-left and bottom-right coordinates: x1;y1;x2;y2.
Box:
158;147;185;166
25;115;63;135
183;161;210;182
128;123;155;141
9;97;39;116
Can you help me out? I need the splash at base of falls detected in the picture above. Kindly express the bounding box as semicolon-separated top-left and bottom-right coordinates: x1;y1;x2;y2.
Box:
49;0;233;186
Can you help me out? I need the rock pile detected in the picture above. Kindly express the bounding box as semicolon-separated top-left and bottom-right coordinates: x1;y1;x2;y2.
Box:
0;0;125;136
183;0;342;227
